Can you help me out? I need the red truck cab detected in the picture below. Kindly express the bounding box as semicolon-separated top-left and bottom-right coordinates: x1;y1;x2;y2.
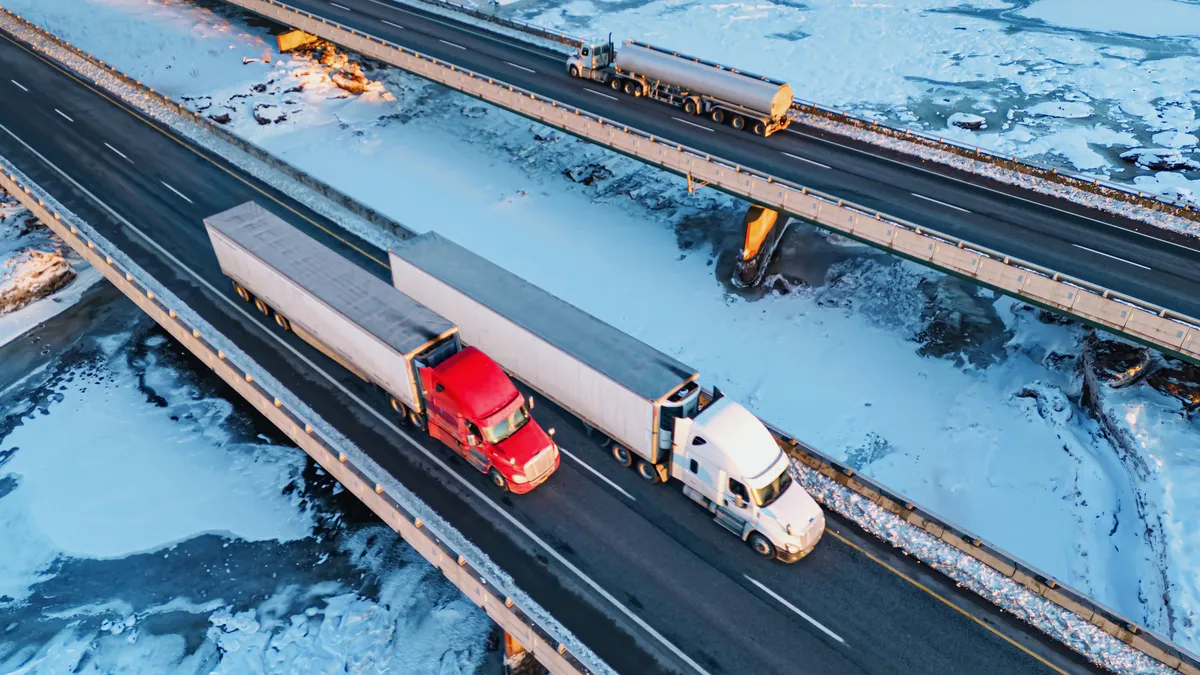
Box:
421;346;560;493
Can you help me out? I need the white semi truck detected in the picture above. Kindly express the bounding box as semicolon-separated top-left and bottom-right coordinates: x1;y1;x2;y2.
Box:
388;233;825;562
566;39;794;137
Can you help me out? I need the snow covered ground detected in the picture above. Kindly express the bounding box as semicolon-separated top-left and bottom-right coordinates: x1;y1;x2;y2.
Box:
0;187;101;347
3;0;1199;656
511;0;1200;204
0;299;494;673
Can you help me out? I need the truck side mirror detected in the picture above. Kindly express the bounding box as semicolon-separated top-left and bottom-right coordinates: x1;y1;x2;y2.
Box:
735;495;746;508
528;396;534;410
467;434;479;447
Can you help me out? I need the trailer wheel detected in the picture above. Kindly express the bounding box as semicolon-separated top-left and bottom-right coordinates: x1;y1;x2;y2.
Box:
254;298;270;316
568;65;580;78
748;532;776;559
408;409;423;429
274;312;290;332
610;78;622;91
233;282;250;302
390;397;405;415
731;115;745;131
612;445;634;468
711;109;725;124
636;460;661;484
684;99;699;115
752;121;766;136
489;468;510;492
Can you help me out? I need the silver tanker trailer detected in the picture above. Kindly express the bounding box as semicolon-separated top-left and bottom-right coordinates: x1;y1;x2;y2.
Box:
566;39;793;137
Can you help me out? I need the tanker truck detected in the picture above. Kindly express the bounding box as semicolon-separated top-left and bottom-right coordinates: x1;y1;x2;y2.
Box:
388;233;825;562
204;203;560;493
566;39;794;137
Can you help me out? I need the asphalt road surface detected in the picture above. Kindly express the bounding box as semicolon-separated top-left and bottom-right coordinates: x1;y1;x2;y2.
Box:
0;28;1102;675
265;0;1200;321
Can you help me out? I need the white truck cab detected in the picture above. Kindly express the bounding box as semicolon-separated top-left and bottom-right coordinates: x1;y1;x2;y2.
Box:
672;396;825;562
566;39;615;83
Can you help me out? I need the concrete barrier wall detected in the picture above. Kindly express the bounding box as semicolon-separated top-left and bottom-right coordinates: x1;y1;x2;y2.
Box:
0;162;591;675
5;7;1198;671
212;0;1200;368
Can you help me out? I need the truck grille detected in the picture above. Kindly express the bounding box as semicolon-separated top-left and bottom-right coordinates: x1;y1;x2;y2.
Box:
525;447;556;480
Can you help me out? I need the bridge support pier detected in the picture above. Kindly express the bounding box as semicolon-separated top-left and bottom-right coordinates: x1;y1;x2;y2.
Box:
734;205;788;288
503;631;547;675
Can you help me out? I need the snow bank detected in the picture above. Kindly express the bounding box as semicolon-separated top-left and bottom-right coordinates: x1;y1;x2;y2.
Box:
0;187;100;348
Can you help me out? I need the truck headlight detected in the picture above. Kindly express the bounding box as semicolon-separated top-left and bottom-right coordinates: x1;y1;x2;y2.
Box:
785;542;801;554
510;473;528;484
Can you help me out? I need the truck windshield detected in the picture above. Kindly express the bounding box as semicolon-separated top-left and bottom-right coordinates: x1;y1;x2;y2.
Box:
482;406;530;444
751;466;793;508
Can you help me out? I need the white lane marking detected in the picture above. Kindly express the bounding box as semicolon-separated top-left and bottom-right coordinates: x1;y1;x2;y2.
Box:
786;127;1199;255
504;61;536;74
54;108;74;122
1073;244;1152;271
745;575;846;645
363;0;551;60
672;116;714;133
381;18;405;29
439;38;466;50
329;1;352;10
103;142;133;164
0;121;713;675
10;79;28;92
584;88;618;102
782;151;830;169
160;181;194;204
558;447;635;501
910;191;971;214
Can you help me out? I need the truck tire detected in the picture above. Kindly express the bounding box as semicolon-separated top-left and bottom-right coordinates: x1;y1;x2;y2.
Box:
612;445;634;468
390;397;405;415
684;99;698;115
711;109;725;124
636;460;661;484
274;312;290;332
731;115;745;131
748;532;776;559
623;81;636;96
234;282;250;302
408;409;423;430
489;468;510;491
752;121;766;136
254;298;270;316
568;65;580;78
610;78;622;92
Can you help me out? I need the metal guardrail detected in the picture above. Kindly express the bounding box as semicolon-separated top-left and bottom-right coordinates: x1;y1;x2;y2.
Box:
768;426;1200;675
394;0;582;49
213;0;1200;367
789;98;1200;220
5;4;1198;672
0;158;594;675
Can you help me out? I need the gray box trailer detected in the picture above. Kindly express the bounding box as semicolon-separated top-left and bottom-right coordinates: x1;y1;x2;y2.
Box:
388;233;700;463
204;203;458;414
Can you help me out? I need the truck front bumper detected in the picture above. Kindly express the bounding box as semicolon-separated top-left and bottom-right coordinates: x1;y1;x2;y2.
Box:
507;452;562;495
775;522;826;563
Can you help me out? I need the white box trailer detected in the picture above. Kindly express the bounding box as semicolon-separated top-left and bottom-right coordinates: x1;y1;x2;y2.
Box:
388;232;699;463
389;233;826;561
204;202;458;414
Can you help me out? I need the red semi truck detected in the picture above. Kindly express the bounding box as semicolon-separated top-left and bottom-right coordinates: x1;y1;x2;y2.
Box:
203;202;560;493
